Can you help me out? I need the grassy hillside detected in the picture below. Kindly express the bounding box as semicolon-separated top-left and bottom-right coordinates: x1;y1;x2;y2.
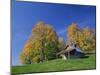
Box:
11;54;96;74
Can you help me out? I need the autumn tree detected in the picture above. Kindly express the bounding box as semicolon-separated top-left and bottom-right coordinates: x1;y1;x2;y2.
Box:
67;23;96;53
20;21;59;64
82;27;96;53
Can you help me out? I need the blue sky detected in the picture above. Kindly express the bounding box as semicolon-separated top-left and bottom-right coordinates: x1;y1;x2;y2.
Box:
12;1;96;66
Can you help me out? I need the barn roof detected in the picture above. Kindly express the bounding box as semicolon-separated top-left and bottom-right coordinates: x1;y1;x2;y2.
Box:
56;46;75;56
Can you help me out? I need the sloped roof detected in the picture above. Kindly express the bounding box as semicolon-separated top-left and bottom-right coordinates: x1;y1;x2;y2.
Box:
56;46;75;56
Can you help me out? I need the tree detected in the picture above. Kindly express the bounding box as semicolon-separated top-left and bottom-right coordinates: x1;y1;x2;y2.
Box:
67;23;96;53
44;41;59;60
32;21;59;61
81;27;96;53
20;21;59;64
67;23;81;44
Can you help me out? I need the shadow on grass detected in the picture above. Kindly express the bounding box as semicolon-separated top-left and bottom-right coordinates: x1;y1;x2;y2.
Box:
81;55;89;58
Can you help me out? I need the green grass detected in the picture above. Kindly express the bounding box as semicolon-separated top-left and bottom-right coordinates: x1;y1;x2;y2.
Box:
11;54;96;74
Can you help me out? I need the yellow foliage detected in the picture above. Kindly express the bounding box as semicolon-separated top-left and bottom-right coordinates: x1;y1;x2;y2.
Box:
67;23;95;53
20;21;59;64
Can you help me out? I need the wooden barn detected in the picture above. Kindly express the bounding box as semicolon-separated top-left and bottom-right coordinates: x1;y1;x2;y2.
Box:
56;45;85;60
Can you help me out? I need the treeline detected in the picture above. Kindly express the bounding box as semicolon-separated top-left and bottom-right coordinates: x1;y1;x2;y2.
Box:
20;21;95;64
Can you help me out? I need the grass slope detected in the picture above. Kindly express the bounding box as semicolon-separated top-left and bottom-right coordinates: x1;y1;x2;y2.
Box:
11;54;96;74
